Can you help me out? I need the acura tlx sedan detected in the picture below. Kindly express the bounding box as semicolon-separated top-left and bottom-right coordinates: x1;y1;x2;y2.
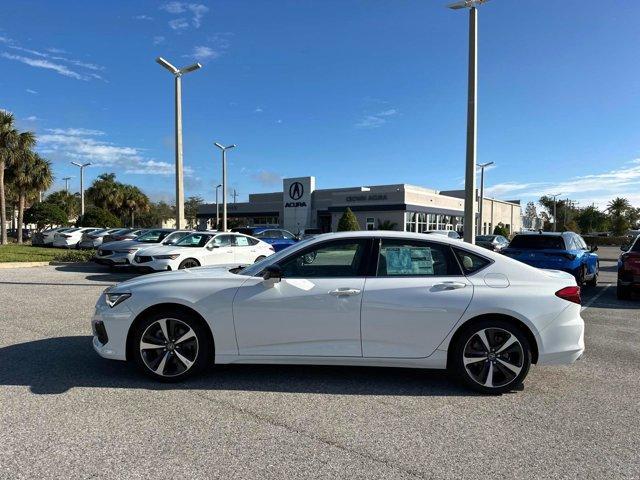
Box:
91;231;585;394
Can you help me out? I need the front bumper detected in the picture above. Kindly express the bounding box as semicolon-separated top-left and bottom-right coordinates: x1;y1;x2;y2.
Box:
94;252;135;266
91;300;134;361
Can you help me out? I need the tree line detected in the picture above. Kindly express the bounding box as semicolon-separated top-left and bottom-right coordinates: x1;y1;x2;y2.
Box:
525;196;639;236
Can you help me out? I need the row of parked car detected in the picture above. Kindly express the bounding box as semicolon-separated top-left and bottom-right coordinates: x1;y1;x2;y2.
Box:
33;227;149;248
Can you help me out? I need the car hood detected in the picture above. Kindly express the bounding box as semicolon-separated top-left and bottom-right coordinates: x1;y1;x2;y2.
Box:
114;265;244;291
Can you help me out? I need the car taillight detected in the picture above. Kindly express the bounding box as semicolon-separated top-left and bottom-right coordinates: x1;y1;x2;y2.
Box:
555;286;581;305
268;246;275;252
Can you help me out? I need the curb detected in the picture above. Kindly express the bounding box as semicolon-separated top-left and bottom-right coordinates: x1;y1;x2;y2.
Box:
0;261;51;269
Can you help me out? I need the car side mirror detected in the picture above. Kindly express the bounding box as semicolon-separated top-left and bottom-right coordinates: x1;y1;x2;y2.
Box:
262;264;282;283
206;244;218;250
590;245;598;253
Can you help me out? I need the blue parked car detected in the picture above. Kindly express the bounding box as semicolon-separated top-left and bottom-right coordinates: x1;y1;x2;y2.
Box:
502;232;599;286
232;227;299;252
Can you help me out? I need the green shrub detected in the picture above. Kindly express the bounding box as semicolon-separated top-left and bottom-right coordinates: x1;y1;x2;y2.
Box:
337;208;360;231
53;249;96;263
76;207;121;227
24;202;68;230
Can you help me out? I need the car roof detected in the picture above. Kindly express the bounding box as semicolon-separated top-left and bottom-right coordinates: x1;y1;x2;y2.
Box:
515;231;566;237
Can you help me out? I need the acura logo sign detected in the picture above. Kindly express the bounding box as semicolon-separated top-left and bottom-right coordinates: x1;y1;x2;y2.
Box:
289;181;304;200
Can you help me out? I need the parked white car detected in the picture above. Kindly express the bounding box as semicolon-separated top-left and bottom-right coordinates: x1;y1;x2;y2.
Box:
33;227;73;246
53;227;101;248
131;231;275;272
94;229;192;268
91;231;584;393
78;228;122;249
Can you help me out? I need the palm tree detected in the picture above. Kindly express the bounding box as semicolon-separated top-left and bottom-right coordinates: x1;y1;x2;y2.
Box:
0;111;20;244
606;197;631;217
121;185;150;226
7;150;52;244
86;173;124;212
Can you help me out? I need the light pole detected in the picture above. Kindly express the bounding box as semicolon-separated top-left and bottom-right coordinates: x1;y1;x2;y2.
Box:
215;183;222;229
550;193;562;231
70;162;91;216
62;177;72;192
476;161;494;235
214;143;236;232
156;56;202;229
448;0;492;244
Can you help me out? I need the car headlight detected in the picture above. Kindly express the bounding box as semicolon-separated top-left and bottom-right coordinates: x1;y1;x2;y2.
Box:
154;254;180;260
105;292;131;308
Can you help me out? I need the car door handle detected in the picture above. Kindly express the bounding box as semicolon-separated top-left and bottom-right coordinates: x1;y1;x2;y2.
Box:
434;282;467;290
329;288;362;296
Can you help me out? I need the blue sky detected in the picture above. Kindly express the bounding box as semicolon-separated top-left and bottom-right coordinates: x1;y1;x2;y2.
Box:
1;0;639;210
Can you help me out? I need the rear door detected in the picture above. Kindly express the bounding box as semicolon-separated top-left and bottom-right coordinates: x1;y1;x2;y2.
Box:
361;238;473;358
232;234;259;263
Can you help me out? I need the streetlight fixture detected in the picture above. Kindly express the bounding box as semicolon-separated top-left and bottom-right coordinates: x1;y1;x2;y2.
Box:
549;193;562;231
156;56;202;229
215;183;222;230
70;162;91;216
62;176;72;193
476;161;494;235
214;143;236;232
448;0;492;244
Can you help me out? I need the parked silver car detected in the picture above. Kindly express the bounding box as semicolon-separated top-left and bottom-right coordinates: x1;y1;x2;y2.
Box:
95;229;191;268
78;228;123;249
102;228;148;244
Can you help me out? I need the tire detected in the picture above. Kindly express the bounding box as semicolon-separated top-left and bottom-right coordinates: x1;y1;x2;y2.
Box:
254;255;267;263
617;283;632;300
178;258;200;269
576;265;587;286
131;308;212;382
451;319;532;394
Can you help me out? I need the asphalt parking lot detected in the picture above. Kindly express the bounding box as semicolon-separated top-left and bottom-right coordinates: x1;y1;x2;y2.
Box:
0;247;638;479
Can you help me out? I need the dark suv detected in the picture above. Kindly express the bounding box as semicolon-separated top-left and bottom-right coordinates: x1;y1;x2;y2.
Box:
617;236;640;299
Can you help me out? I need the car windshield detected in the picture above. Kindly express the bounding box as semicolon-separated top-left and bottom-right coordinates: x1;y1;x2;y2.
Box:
112;229;132;235
631;237;640;252
135;230;168;243
509;235;565;250
175;233;214;247
91;229;108;235
476;236;495;242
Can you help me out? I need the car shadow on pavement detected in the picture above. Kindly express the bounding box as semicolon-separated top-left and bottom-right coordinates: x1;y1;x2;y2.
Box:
0;336;475;397
54;264;138;283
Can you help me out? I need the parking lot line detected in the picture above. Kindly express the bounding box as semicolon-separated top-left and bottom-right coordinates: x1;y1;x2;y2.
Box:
581;283;612;312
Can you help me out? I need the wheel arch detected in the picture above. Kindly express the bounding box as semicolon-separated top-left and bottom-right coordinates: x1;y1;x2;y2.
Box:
125;302;215;362
446;313;539;368
179;257;201;268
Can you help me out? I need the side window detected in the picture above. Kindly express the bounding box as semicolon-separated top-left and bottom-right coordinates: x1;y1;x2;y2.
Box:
214;235;234;247
453;248;491;275
247;237;259;246
234;236;250;247
377;239;461;277
279;240;368;278
281;230;295;240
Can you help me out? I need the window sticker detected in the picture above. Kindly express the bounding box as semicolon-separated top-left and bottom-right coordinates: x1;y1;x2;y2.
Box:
384;247;434;275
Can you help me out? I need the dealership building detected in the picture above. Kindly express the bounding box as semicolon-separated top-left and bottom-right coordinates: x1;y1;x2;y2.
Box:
197;176;522;235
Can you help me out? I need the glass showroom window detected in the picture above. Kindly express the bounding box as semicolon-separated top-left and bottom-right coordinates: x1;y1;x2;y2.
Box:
366;217;375;231
404;212;415;232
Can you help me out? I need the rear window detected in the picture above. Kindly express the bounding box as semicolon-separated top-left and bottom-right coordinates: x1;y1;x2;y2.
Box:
453;248;491;274
508;235;565;250
631;237;640;252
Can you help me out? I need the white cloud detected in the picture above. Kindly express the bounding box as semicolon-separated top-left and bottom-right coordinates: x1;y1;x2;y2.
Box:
355;108;398;128
251;170;282;187
46;47;66;54
0;52;86;80
161;2;209;29
25;116;38;121
153;36;166;45
485;159;640;208
185;45;219;60
38;127;183;176
169;18;189;30
134;14;153;20
0;35;12;44
25;88;38;94
254;107;263;113
0;41;106;81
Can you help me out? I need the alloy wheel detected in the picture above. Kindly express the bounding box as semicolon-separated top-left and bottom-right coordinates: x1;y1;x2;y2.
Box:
139;318;199;377
462;327;524;389
179;259;199;269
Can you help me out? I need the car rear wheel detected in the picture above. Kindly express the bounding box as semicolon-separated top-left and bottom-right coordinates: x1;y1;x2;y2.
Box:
178;258;200;269
586;264;598;287
617;282;632;300
132;311;212;381
452;319;532;394
254;255;267;263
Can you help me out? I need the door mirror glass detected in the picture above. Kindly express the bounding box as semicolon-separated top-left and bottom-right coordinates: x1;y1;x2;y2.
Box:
262;264;282;282
206;243;218;250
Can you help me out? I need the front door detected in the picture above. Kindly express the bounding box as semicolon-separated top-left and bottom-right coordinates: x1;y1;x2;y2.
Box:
361;238;473;358
233;239;371;356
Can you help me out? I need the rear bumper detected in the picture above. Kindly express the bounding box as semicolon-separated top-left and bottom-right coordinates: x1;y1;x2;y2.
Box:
536;305;585;365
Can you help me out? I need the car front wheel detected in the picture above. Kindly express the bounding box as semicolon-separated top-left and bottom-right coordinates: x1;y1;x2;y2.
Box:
132;310;212;381
452;319;532;394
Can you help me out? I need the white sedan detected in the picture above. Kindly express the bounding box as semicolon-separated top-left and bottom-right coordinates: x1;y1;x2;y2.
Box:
91;231;584;394
131;231;275;272
53;227;101;248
